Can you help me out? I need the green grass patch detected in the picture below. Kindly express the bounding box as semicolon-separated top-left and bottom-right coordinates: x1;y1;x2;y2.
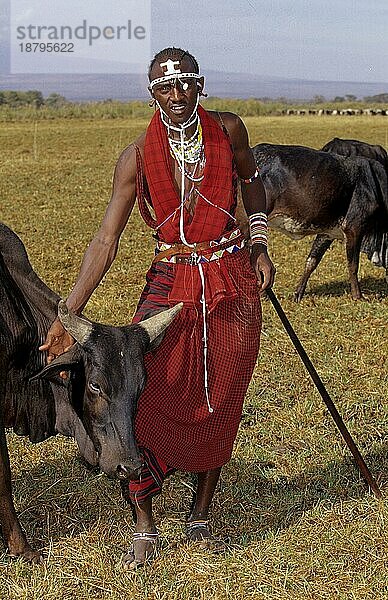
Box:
0;115;387;599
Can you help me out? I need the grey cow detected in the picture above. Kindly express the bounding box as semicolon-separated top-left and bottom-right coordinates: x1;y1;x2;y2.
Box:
0;222;181;562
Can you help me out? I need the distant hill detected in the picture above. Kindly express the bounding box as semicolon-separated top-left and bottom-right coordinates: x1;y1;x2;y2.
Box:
0;70;387;102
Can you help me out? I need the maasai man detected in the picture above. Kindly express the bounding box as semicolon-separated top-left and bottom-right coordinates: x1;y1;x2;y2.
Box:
41;47;275;569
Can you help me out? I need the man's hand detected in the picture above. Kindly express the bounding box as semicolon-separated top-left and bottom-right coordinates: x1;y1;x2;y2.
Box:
250;244;276;293
39;317;75;364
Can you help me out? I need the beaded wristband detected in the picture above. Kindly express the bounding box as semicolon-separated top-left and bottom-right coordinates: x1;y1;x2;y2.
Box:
249;212;268;247
241;168;259;184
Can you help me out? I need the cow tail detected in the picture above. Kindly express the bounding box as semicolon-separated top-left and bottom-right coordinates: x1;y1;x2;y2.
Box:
367;159;388;214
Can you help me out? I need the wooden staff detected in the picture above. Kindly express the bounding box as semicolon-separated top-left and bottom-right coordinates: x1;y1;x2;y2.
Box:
266;288;382;499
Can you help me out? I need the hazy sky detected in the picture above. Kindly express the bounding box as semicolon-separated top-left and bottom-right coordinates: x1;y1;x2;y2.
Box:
151;0;388;82
1;0;387;82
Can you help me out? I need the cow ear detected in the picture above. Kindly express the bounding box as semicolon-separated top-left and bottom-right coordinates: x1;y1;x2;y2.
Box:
31;344;83;381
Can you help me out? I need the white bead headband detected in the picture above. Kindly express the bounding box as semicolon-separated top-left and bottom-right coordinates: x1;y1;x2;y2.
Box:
149;72;202;89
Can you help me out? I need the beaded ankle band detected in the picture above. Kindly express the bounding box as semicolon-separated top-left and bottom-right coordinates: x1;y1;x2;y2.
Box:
249;212;268;247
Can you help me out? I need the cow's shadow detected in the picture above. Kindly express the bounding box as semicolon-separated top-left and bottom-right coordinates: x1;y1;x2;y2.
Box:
6;439;129;553
5;436;388;556
306;275;387;299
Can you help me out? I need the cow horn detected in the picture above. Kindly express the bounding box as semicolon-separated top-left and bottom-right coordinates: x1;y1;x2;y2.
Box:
58;300;93;345
138;302;183;342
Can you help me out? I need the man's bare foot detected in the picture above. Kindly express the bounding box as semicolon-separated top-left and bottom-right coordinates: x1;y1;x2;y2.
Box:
185;520;227;552
122;531;159;570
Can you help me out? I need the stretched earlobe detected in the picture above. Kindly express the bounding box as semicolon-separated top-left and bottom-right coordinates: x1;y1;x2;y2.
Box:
197;81;207;97
147;84;155;106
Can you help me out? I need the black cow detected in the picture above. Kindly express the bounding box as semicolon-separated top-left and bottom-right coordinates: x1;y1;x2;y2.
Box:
321;137;388;283
252;144;388;301
0;222;181;562
321;137;388;172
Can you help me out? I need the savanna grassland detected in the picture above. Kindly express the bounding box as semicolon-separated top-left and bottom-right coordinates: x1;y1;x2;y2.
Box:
0;107;387;600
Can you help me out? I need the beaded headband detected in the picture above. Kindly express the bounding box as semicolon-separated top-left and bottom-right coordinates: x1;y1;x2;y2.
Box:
149;57;202;90
149;72;202;89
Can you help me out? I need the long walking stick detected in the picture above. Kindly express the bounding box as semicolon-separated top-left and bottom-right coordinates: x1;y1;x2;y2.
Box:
266;288;382;499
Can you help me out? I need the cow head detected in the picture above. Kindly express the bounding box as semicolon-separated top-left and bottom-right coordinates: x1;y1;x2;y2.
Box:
38;301;182;480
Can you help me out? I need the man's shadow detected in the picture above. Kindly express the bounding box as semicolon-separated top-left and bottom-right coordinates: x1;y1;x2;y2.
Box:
212;445;387;545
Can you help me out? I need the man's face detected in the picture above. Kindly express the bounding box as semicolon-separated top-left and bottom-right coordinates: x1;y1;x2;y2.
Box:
149;56;204;125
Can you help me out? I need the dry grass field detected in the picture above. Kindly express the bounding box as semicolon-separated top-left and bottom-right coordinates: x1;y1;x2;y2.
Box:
0;112;387;599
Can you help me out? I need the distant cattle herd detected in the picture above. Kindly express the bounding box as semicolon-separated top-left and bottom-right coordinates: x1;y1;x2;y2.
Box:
283;108;388;116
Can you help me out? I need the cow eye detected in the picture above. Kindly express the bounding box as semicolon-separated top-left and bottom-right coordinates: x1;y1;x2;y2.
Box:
88;381;101;394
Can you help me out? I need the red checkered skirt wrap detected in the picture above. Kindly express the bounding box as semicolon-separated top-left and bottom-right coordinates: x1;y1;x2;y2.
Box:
127;247;261;502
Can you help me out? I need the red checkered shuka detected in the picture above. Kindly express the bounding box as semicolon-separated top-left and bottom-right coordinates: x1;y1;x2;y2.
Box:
129;249;261;490
143;105;234;244
127;109;262;503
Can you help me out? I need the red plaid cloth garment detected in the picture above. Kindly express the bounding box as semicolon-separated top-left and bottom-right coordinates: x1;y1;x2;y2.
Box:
143;105;235;244
126;108;262;501
130;248;261;474
127;447;175;504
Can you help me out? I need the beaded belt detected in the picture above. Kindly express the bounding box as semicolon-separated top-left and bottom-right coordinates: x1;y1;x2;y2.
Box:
153;228;246;265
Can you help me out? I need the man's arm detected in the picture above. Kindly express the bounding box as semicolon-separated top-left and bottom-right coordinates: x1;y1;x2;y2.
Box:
221;112;275;291
40;143;139;362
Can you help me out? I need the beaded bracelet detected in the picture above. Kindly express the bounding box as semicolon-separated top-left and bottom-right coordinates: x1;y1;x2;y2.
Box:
241;168;259;184
249;212;268;247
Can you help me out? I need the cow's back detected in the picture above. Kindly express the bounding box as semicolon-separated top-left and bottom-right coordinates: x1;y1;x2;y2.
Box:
321;137;388;174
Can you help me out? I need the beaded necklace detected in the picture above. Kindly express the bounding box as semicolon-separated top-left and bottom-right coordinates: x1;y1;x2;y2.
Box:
168;120;205;182
154;94;235;415
169;121;203;163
